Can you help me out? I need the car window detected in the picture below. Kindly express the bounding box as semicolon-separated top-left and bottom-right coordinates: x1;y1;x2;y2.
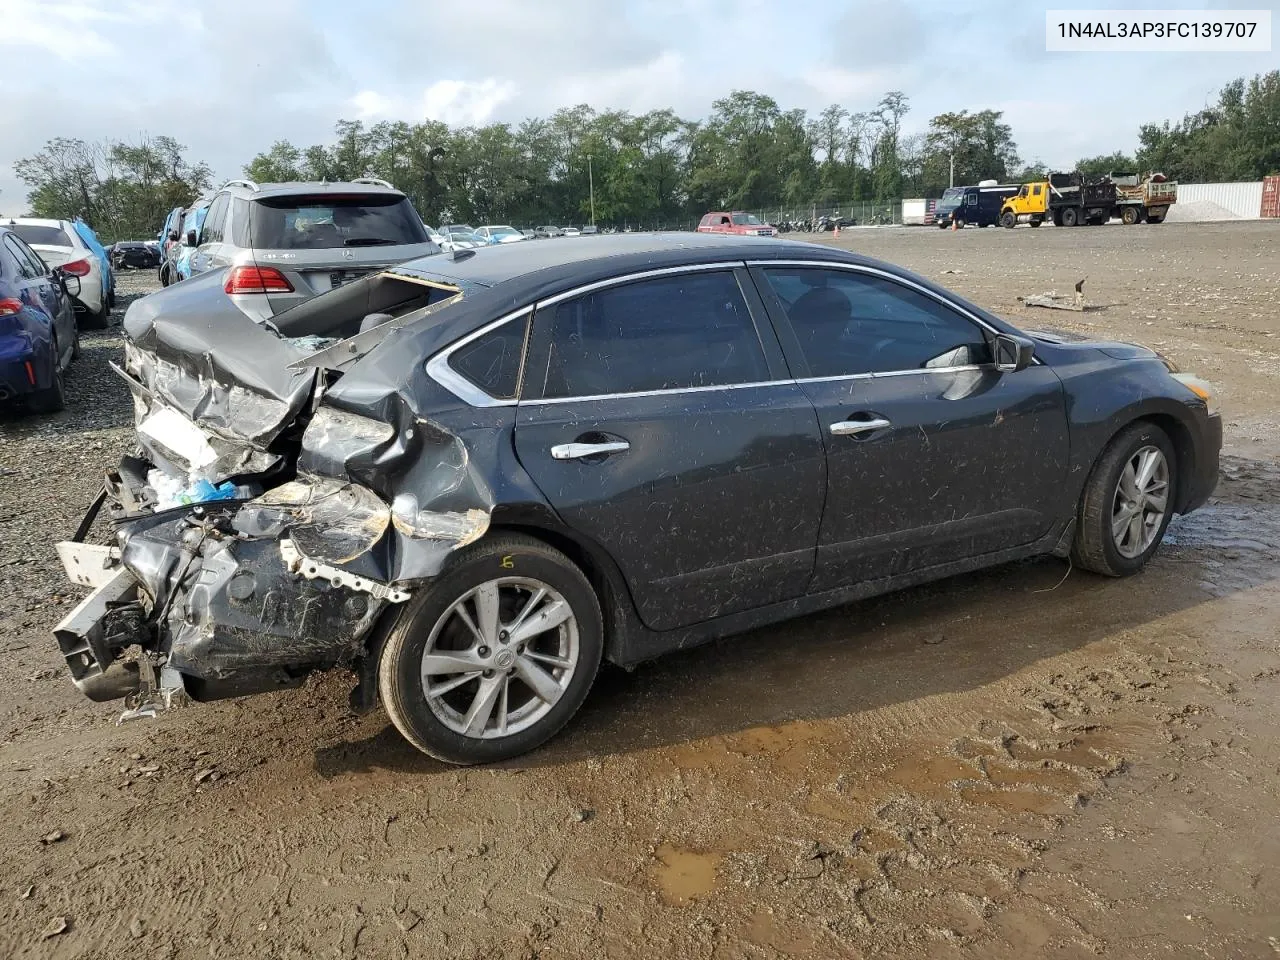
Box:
247;195;429;251
202;194;229;244
4;235;41;279
538;270;768;399
231;198;252;247
449;315;531;401
761;268;991;377
10;224;73;248
10;235;49;278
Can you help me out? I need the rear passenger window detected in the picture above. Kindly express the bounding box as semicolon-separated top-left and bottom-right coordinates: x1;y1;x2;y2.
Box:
231;198;252;247
449;315;531;401
538;271;768;399
202;194;229;243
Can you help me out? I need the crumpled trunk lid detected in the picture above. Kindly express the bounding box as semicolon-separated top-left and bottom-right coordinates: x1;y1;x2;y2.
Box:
119;271;320;482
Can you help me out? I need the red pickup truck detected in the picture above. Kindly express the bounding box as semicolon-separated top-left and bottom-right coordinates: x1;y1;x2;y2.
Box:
696;212;776;237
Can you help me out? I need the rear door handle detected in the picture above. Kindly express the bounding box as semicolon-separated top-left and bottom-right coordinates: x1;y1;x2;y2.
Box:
830;417;892;437
550;440;630;460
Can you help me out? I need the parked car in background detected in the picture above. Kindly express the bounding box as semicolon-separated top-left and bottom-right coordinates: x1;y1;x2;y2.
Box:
182;177;440;321
562;226;582;237
520;228;536;239
422;224;448;246
580;225;598;235
696;211;777;237
158;206;185;285
0;224;80;412
112;241;161;269
474;225;527;244
535;225;563;238
56;233;1221;763
444;223;476;236
438;230;486;252
172;197;213;283
5;218;111;328
70;218;116;310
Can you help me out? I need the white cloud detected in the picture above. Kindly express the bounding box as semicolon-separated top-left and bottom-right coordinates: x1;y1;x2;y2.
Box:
421;79;517;126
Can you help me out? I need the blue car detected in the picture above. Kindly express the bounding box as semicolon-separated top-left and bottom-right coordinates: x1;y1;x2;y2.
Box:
0;225;79;413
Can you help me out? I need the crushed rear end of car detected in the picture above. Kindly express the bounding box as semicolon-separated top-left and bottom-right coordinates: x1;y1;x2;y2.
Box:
53;266;496;719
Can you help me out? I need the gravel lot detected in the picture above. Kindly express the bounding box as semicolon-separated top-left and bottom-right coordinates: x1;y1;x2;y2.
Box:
2;223;1279;959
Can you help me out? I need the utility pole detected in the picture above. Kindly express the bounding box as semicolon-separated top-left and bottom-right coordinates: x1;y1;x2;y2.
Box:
949;151;955;188
587;154;595;226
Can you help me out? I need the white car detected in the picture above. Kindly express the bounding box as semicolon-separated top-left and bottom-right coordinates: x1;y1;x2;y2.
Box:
422;223;448;246
6;218;110;327
438;230;485;252
474;225;527;244
562;226;582;237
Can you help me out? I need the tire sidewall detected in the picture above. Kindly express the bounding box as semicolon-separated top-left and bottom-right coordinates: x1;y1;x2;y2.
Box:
381;540;603;764
1092;425;1177;574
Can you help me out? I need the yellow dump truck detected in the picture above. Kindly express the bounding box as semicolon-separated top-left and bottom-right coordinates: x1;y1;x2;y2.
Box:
1001;172;1177;228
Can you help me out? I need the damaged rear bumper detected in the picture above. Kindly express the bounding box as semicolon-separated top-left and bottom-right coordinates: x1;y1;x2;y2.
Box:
52;477;411;710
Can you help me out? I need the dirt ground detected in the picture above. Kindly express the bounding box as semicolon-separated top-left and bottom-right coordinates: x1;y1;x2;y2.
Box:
2;222;1279;959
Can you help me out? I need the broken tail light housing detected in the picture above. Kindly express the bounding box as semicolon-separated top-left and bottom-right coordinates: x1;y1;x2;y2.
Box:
224;265;294;295
0;297;23;334
61;258;92;277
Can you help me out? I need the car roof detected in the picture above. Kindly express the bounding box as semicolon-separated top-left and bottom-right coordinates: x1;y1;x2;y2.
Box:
221;181;407;200
5;217;66;228
394;232;861;293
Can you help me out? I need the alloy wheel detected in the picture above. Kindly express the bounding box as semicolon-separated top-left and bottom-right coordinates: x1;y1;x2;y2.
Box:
1111;445;1170;559
419;577;579;739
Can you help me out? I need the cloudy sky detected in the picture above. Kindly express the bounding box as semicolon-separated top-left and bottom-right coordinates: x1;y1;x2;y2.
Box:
1;0;1275;214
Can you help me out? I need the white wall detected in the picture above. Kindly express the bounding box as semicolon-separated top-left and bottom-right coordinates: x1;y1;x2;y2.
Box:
1167;181;1264;221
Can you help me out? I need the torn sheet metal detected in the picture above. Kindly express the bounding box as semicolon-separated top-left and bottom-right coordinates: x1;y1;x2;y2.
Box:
1018;279;1087;312
235;476;390;565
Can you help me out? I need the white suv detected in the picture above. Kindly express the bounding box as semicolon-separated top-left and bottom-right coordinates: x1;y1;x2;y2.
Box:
185;178;441;322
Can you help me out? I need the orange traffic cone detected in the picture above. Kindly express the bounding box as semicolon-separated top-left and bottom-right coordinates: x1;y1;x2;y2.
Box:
951;217;958;232
834;222;840;238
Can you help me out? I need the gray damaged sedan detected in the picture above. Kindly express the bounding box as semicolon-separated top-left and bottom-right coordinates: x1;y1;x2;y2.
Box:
55;234;1221;763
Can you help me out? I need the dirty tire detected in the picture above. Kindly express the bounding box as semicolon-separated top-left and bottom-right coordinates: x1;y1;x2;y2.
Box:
954;218;966;230
1000;212;1016;229
1029;218;1042;228
1122;206;1139;225
1147;213;1164;224
1062;206;1081;227
378;533;603;765
1071;421;1176;577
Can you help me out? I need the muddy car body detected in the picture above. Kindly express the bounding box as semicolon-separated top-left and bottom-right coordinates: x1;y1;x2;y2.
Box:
54;234;1222;763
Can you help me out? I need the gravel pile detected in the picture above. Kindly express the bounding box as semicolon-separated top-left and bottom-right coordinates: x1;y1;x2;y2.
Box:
1165;199;1246;222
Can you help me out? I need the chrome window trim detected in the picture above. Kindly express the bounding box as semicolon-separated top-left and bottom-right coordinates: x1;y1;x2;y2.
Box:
425;305;532;408
744;259;1001;336
427;260;1034;407
534;261;747;309
526;379;794;407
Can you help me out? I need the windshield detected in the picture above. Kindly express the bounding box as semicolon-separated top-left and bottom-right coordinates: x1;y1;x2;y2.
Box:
730;213;762;225
250;194;428;250
11;224;74;247
490;226;520;237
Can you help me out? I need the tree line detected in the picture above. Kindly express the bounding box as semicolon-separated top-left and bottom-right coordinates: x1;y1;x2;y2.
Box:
12;71;1278;240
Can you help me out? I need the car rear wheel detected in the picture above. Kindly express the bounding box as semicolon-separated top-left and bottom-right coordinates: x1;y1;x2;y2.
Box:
1000;212;1015;229
378;534;603;764
1062;206;1081;227
27;342;67;414
1071;422;1176;576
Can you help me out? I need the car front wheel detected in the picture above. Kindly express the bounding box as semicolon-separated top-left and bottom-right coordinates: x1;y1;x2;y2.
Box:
378;534;603;764
1072;422;1176;576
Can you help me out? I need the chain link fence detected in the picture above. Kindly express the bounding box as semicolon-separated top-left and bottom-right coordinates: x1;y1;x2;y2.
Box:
606;199;923;233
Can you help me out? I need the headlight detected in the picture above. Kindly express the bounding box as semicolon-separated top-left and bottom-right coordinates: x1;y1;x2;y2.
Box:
1172;373;1217;416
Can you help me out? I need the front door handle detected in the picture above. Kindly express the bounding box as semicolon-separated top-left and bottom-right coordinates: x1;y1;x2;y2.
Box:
550;440;630;460
830;417;892;437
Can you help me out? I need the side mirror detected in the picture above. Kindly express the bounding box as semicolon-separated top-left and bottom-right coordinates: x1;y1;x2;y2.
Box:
993;333;1035;373
55;269;82;297
186;229;198;246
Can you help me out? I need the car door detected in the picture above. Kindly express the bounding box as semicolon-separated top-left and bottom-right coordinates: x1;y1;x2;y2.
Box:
751;263;1069;593
512;265;827;632
4;235;71;363
190;193;228;275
